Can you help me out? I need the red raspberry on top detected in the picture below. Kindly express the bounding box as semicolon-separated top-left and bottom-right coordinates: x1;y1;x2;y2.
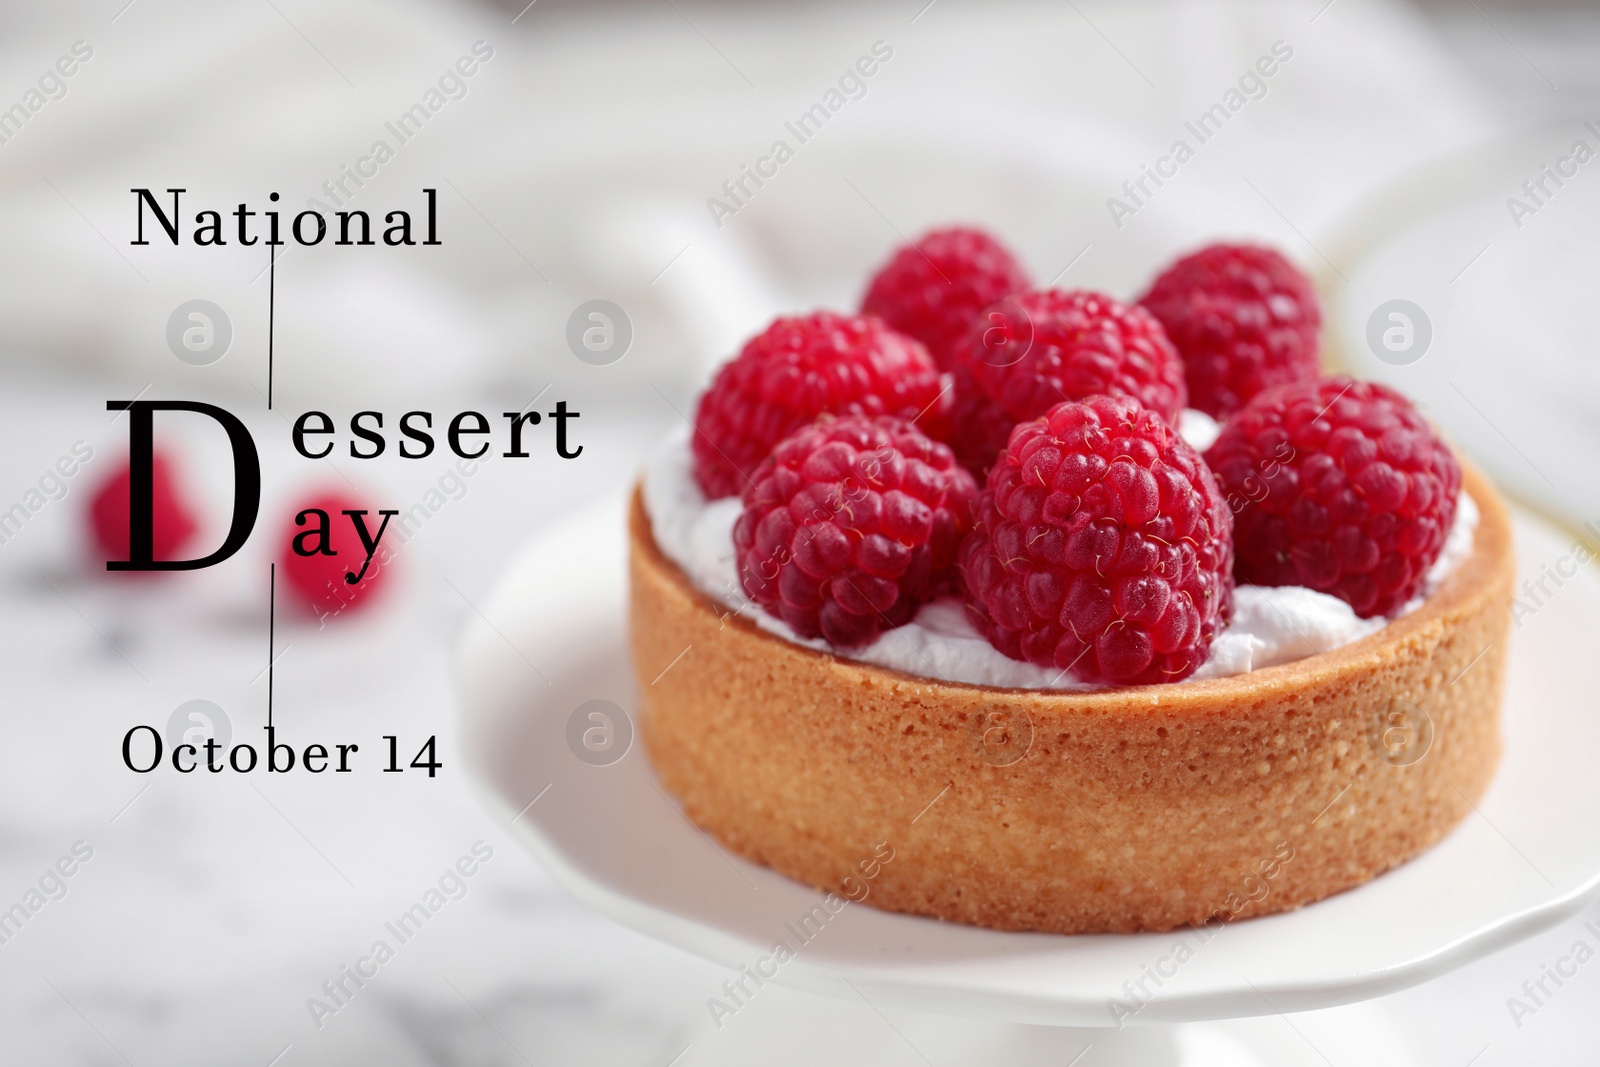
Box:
89;450;199;565
1140;242;1322;420
860;226;1031;370
947;366;1021;477
1205;375;1461;619
691;311;947;499
960;395;1233;686
734;415;977;648
950;289;1187;475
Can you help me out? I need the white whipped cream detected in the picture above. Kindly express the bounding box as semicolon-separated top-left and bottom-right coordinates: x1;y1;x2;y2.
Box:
641;418;1478;690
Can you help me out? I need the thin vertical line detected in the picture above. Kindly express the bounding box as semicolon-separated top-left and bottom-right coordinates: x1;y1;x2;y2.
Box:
268;243;276;409
268;563;276;729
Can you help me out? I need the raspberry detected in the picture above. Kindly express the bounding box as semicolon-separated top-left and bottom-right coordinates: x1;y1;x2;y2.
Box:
279;492;391;618
691;311;948;499
1139;243;1322;419
88;450;199;565
951;289;1186;474
947;366;1019;476
960;395;1233;686
1205;375;1461;618
860;226;1030;370
734;415;977;648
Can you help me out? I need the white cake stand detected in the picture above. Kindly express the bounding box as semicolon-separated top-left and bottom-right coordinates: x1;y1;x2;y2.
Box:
455;495;1600;1066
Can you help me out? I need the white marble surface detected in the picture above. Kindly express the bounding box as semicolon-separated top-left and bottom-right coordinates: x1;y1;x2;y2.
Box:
0;380;722;1066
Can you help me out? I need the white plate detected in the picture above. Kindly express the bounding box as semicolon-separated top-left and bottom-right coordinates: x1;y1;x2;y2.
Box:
456;493;1600;1027
1321;125;1600;530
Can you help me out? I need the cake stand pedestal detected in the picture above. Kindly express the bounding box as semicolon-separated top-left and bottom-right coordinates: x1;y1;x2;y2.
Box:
456;495;1600;1065
679;983;1415;1066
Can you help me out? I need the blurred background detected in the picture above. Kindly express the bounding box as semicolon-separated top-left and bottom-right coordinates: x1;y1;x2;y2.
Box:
1;0;1598;1062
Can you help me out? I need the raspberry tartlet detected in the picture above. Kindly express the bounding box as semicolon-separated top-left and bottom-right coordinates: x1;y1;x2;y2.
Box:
628;230;1513;934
